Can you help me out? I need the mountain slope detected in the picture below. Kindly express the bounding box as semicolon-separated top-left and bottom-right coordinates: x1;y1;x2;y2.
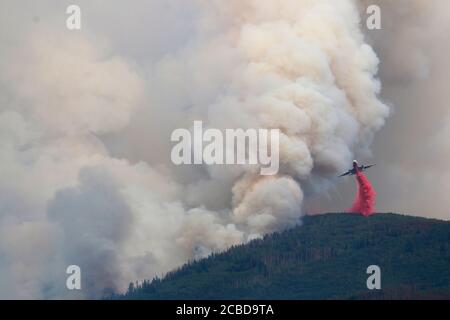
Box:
117;213;450;299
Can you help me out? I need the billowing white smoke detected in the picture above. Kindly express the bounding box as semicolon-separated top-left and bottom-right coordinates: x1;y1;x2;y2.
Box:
0;0;388;298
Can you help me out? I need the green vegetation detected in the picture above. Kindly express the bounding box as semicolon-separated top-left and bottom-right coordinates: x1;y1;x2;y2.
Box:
115;213;450;299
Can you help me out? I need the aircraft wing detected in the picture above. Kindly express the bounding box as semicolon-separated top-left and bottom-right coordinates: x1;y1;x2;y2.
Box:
363;164;376;170
338;170;352;177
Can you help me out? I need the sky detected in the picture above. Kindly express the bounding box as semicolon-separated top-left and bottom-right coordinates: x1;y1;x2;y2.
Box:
0;0;448;298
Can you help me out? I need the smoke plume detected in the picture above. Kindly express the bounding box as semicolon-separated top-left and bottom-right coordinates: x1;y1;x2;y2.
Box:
0;0;389;298
305;0;450;219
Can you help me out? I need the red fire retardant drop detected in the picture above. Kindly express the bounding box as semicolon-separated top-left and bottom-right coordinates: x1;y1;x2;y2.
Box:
348;171;376;217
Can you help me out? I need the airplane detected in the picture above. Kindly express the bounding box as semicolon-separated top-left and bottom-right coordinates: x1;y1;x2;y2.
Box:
338;160;375;177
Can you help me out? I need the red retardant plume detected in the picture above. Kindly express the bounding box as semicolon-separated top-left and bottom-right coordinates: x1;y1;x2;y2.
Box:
348;171;376;217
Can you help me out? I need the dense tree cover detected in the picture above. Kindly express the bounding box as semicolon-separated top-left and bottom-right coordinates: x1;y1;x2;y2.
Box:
112;213;450;299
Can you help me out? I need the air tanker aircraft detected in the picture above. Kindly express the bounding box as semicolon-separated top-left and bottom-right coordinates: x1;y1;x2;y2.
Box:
339;160;375;177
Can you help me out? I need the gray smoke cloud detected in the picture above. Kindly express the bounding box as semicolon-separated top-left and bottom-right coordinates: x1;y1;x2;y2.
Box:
369;0;450;220
1;0;427;298
310;0;450;220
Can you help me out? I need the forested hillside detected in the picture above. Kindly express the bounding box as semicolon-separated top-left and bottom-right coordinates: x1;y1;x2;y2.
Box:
115;213;450;299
